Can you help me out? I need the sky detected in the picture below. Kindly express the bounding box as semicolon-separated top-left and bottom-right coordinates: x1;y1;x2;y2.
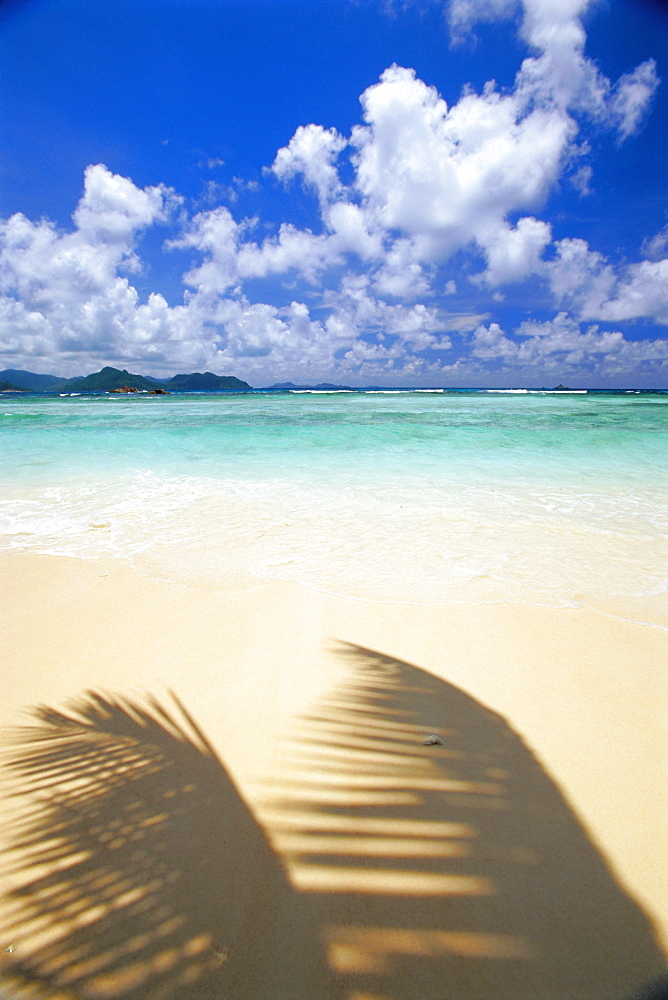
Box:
0;0;667;388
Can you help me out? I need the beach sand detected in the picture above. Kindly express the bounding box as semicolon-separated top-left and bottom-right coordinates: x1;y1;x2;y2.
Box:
1;551;666;999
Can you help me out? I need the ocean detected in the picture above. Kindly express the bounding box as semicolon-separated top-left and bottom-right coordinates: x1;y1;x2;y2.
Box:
1;389;667;628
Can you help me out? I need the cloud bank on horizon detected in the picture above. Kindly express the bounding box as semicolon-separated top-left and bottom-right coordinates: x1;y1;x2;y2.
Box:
1;0;667;386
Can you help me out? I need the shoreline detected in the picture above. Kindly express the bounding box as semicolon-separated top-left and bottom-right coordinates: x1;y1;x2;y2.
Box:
2;550;666;995
3;543;666;633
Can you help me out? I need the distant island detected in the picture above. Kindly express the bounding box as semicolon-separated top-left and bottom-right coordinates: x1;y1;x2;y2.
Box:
268;382;353;390
0;369;66;391
0;369;597;394
166;372;251;391
0;367;253;393
0;379;31;393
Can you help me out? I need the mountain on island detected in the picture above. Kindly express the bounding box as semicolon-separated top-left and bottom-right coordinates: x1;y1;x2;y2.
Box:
58;367;158;393
268;381;352;390
54;367;253;393
0;380;31;392
166;372;252;391
0;369;69;391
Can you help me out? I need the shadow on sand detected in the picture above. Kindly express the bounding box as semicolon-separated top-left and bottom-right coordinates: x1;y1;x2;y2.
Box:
0;645;665;1000
0;692;338;1000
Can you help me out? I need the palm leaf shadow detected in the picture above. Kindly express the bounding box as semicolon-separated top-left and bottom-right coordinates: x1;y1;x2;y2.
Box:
259;643;667;1000
1;664;665;1000
0;691;340;1000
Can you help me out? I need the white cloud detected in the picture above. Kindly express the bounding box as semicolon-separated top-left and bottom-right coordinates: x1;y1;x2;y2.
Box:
448;0;659;141
326;201;383;260
266;56;575;290
547;238;668;325
73;163;175;243
170;206;242;296
0;168;219;375
569;164;592;197
322;274;450;354
271;123;347;209
546;237;615;308
350;64;570;276
0;168;188;370
609;59;659;141
372;236;434;298
477;217;552;285
594;259;668;325
238;224;337;283
256;0;658;301
171;1;661;320
216;300;293;358
387;302;451;350
472;313;668;373
0;0;663;387
447;0;519;45
642;227;668;262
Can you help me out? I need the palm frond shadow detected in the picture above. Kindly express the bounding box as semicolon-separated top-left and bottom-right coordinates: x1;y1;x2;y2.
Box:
259;643;666;1000
1;659;665;1000
0;691;340;1000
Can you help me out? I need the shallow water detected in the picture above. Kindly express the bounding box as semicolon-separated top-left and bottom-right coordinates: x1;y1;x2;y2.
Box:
1;390;667;626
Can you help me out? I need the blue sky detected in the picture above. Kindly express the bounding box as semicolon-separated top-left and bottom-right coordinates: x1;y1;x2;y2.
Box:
1;0;667;387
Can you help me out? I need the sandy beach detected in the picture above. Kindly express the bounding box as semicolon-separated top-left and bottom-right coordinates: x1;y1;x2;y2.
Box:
0;550;666;999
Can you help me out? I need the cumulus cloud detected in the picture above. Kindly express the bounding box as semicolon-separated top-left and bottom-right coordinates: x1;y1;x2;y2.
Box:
267;39;590;287
547;238;668;325
73;164;175;242
319;274;452;361
266;7;656;293
372;237;434;298
0;0;663;386
476;217;552;286
0;163;440;380
238;225;339;284
642;226;668;262
171;206;242;296
169;0;661;311
0;166;172;310
546;238;615;309
351;64;569;269
594;259;668;325
271;124;347;210
448;0;659;146
0;167;188;371
472;312;668;370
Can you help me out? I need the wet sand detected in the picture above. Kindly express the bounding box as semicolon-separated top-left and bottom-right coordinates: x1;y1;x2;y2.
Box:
1;552;666;999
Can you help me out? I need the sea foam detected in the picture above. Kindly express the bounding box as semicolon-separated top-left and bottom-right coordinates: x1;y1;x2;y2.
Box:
1;390;666;626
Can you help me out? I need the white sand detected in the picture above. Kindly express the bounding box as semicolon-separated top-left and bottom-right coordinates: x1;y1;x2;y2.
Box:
1;552;666;999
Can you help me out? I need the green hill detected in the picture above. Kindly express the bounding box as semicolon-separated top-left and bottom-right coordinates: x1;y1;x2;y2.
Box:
0;380;31;392
166;372;252;391
4;366;254;393
0;369;68;390
58;367;158;393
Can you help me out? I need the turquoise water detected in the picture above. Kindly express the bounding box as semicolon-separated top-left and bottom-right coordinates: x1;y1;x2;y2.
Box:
1;390;667;625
